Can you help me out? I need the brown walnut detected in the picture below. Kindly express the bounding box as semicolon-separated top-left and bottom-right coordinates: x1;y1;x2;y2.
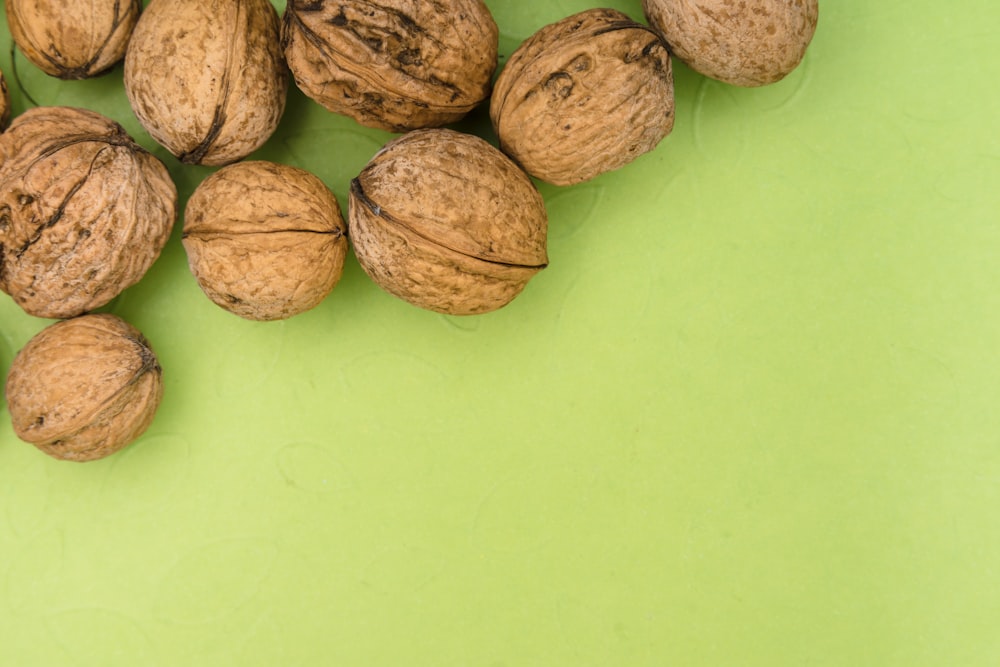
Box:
282;0;499;132
642;0;819;87
4;0;141;79
1;69;10;130
4;313;164;462
182;161;349;321
491;8;675;186
349;129;548;315
124;0;288;166
0;106;177;319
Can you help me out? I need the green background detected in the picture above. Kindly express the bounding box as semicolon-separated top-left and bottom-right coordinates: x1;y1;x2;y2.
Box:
2;1;999;664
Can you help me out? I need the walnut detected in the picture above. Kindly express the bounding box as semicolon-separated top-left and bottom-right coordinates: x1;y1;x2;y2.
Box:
123;0;287;166
490;8;675;186
0;106;177;320
4;313;163;462
282;0;499;132
349;129;548;315
642;0;819;87
4;0;141;79
1;69;10;130
182;161;349;321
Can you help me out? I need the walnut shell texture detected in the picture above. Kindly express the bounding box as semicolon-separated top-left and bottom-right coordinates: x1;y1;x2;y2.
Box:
349;129;548;315
124;0;288;166
642;0;819;87
182;161;349;321
0;106;178;319
4;313;164;462
0;69;10;130
491;8;675;186
282;0;499;132
4;0;141;79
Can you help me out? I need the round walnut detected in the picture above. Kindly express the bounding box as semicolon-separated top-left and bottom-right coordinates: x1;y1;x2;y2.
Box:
4;313;164;462
4;0;141;79
349;129;548;315
0;106;177;320
282;0;499;132
642;0;819;87
491;8;675;187
124;0;287;166
182;161;349;321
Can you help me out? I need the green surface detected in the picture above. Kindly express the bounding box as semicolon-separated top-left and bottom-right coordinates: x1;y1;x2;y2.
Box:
2;1;1000;665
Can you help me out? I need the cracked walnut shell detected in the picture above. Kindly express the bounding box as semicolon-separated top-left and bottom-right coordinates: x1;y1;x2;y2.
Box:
349;129;548;315
4;313;164;462
5;0;141;79
642;0;819;87
491;8;675;186
282;0;498;132
182;161;349;321
124;0;288;165
0;106;177;319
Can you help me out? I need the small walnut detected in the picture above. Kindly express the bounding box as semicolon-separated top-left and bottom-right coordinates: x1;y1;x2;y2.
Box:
182;161;349;321
0;106;177;319
124;0;287;166
1;69;10;130
4;0;141;79
491;8;675;186
643;0;819;87
349;129;548;315
4;313;163;462
282;0;499;132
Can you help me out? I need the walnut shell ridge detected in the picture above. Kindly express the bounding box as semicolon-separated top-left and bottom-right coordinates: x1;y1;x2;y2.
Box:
349;129;548;315
4;313;164;462
282;0;499;132
642;0;819;87
4;0;141;79
124;0;288;166
182;161;349;321
0;106;177;319
491;8;675;186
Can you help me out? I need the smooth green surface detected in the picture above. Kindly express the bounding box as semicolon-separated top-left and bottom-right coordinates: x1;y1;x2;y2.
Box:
2;1;999;665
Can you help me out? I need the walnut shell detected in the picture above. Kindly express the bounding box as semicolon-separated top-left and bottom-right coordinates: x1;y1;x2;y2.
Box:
4;0;141;79
182;161;349;321
0;106;177;319
124;0;288;166
4;313;163;462
490;8;675;187
1;69;10;130
349;129;548;315
282;0;499;132
642;0;819;87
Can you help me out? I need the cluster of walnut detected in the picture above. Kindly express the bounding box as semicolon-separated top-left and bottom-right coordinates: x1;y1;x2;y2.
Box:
1;0;818;461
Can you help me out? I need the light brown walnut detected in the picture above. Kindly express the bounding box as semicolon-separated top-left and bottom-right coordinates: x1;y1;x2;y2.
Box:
124;0;287;166
643;0;819;87
491;8;675;186
282;0;498;132
349;129;548;315
182;161;348;321
4;314;164;462
4;0;141;79
0;106;177;319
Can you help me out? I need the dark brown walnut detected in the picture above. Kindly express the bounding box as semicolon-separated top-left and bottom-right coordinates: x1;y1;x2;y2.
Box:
349;129;548;315
1;69;10;130
182;161;349;321
124;0;287;166
4;313;163;462
4;0;141;79
643;0;819;87
282;0;499;132
0;106;177;319
491;8;675;187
